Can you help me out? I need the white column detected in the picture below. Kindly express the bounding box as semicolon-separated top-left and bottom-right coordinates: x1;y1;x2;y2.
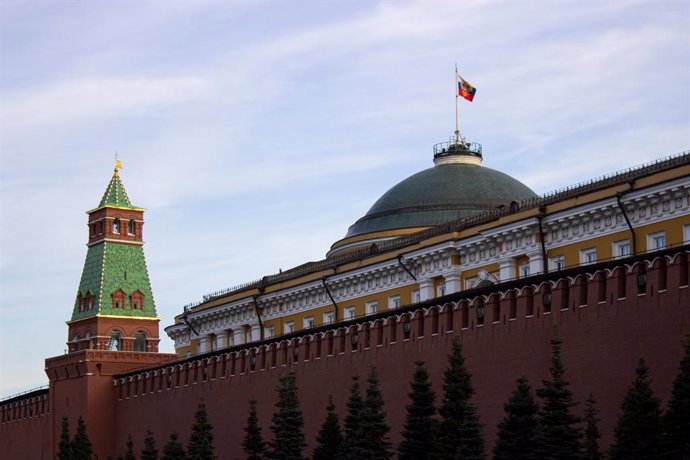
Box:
418;278;435;301
250;325;261;342
443;268;463;294
215;331;228;350
233;328;244;346
528;250;544;275
198;336;210;354
499;258;516;281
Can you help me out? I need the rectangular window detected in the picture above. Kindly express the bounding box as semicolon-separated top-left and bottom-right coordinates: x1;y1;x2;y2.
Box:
549;255;566;271
684;224;690;243
344;306;356;319
365;301;378;316
648;231;666;251
264;326;275;339
303;317;314;329
613;239;631;259
580;248;597;265
284;321;294;334
388;295;401;310
412;290;421;303
323;311;335;325
437;284;446;297
520;264;530;278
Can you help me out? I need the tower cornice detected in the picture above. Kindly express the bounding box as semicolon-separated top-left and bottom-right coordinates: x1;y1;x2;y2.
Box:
86;205;147;214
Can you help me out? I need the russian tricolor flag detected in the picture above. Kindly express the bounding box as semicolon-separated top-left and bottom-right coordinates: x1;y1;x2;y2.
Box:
458;78;476;102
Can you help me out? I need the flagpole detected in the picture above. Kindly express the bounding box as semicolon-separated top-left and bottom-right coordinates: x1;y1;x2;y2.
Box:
455;63;459;144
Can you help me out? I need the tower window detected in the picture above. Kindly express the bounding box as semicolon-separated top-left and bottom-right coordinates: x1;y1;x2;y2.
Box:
133;332;147;352
128;219;136;235
130;290;145;310
108;331;122;351
112;218;121;234
112;289;126;309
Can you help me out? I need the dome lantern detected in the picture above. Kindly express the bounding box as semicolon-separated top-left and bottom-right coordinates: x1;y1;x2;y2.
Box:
433;136;483;166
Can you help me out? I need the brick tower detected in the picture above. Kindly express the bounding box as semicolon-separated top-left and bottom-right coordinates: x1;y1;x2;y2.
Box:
67;163;161;353
44;162;176;458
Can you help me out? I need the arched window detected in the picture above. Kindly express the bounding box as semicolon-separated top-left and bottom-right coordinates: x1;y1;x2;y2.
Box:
128;219;136;235
108;331;122;351
112;218;121;234
133;332;147;352
85;331;93;349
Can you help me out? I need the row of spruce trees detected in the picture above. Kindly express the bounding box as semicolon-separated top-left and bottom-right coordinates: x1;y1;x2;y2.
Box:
57;334;690;459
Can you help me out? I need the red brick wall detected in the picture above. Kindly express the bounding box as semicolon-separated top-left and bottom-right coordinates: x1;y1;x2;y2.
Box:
2;253;688;459
107;254;689;459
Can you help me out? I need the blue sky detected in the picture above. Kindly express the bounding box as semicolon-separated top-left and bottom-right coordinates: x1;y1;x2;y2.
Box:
1;0;688;396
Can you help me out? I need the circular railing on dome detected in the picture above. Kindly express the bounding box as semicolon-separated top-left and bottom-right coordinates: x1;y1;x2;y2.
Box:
433;139;482;160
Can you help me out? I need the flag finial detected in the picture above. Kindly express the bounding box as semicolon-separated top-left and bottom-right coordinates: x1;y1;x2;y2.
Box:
114;152;123;175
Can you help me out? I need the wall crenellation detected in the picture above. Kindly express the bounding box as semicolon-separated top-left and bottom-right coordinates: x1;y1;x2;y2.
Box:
114;248;690;400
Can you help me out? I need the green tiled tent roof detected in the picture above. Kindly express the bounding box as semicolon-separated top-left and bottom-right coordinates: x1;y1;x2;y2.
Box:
98;171;136;209
72;242;157;321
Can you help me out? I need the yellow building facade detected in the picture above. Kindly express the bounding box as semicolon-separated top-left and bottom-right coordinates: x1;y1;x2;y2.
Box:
165;144;690;357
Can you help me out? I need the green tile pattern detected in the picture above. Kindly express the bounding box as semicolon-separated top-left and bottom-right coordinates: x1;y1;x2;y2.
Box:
71;242;157;321
98;173;136;208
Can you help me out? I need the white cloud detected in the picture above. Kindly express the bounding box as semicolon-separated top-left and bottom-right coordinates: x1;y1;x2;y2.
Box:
0;76;211;135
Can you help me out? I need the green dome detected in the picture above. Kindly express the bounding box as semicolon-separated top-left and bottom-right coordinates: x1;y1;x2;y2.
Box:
344;161;536;239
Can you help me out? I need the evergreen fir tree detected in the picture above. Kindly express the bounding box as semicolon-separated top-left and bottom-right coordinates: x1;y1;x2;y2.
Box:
534;337;583;460
124;434;136;460
583;394;603;460
609;358;662;460
493;376;539;460
340;373;364;459
57;416;72;460
161;433;186;460
267;371;306;460
353;367;392;460
141;428;159;460
312;396;343;460
662;334;690;459
187;401;217;460
398;359;437;460
432;337;485;460
243;399;267;460
72;416;94;460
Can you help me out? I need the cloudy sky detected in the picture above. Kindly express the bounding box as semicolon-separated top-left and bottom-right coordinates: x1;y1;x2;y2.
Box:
1;0;688;396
